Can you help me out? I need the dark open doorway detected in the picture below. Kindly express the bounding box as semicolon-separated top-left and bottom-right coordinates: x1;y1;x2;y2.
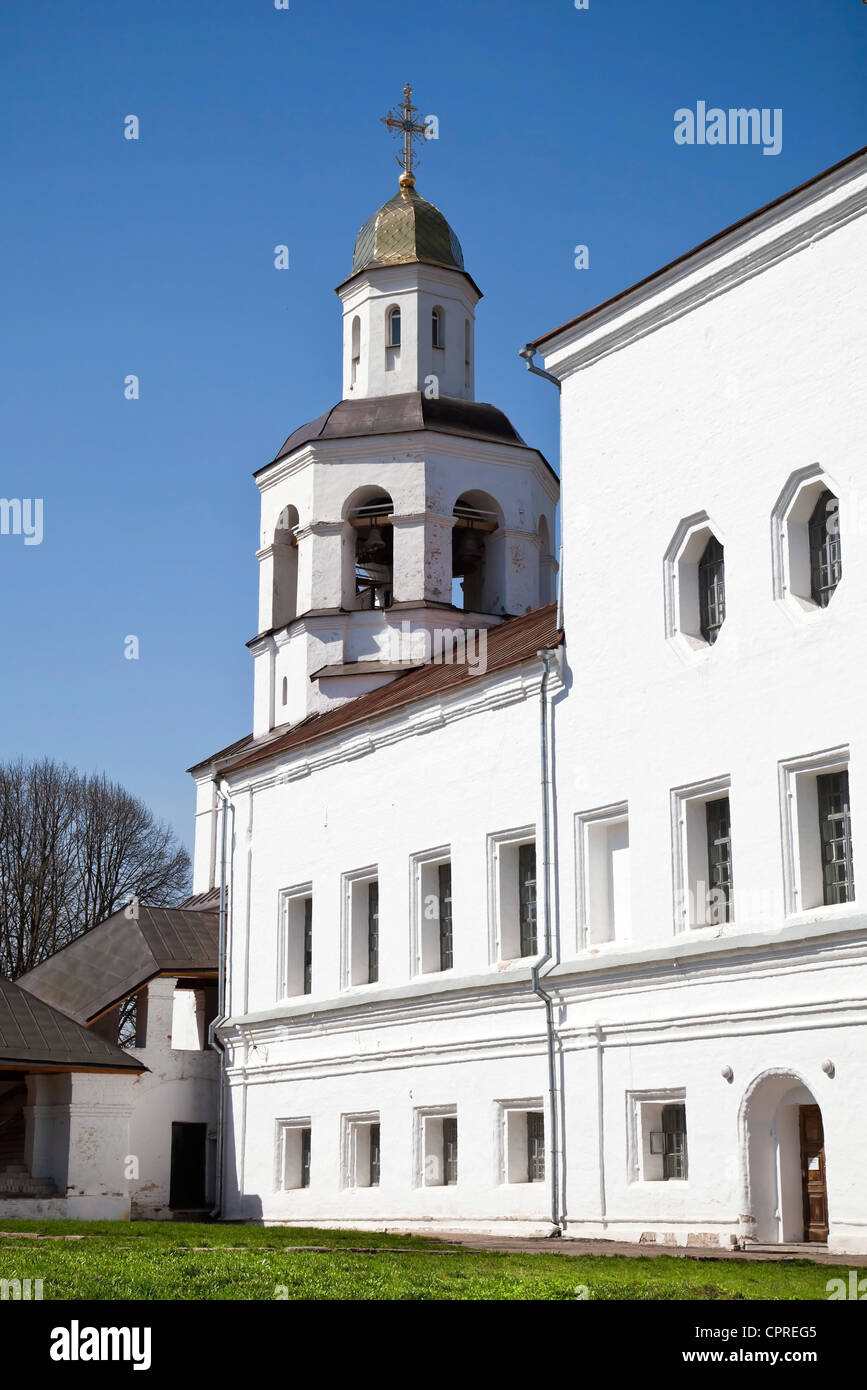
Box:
169;1121;207;1210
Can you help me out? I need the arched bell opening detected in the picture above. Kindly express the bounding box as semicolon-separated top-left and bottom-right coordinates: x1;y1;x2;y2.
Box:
451;491;501;611
272;505;300;628
344;489;395;611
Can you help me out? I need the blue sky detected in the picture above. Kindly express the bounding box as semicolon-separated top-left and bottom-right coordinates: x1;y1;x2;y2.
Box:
1;0;864;853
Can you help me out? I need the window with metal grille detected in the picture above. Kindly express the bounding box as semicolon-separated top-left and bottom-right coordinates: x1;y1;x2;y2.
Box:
818;771;855;905
527;1112;545;1183
519;843;537;956
303;896;312;996
367;881;379;984
809;489;842;607
369;1122;381;1187
442;1117;458;1185
698;536;725;644
705;797;734;924
438;862;453;971
650;1105;687;1181
300;1127;311;1188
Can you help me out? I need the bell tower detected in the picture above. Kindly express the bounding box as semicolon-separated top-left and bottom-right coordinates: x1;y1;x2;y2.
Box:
248;88;559;739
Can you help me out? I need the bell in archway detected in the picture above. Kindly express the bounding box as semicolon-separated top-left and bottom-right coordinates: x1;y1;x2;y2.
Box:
453;525;485;576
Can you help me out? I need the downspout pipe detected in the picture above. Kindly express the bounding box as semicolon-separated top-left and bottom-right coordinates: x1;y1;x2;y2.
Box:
519;344;561;391
533;648;563;1235
208;777;232;1218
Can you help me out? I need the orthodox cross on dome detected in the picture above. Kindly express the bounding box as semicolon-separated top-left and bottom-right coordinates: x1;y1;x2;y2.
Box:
380;83;428;187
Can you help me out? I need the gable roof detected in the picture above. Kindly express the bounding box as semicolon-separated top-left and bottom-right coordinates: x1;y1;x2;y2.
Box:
190;602;562;779
0;976;145;1073
530;144;867;351
17;905;218;1028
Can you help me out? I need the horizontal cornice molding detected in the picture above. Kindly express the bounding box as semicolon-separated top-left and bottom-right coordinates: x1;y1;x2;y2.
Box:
544;178;867;380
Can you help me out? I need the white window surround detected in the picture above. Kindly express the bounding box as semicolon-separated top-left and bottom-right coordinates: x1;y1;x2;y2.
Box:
340;865;378;989
771;463;843;622
275;1118;311;1192
627;1089;687;1185
487;825;537;964
670;775;732;932
575;802;631;947
342;1112;380;1190
496;1099;545;1185
663;512;727;660
414;1105;458;1188
779;746;855;917
276;882;312;1001
409;845;452;977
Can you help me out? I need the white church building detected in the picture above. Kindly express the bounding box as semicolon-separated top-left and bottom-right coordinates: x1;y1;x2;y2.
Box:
188;110;867;1254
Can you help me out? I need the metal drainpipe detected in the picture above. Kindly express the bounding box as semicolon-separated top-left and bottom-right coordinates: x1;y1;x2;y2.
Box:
533;648;562;1235
208;778;232;1219
519;344;562;391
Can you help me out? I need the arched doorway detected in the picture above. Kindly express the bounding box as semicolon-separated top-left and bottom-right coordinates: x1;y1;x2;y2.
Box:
740;1070;829;1244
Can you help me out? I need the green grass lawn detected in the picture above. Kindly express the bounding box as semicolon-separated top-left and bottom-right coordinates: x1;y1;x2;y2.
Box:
0;1220;847;1300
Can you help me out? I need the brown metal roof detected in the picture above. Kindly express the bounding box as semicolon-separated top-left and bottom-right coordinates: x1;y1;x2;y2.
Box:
258;392;555;476
180;888;222;911
530;144;867;352
0;976;145;1072
17;905;218;1027
210;603;561;778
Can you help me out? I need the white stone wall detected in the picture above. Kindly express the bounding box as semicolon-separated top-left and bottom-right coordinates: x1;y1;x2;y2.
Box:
209;157;867;1249
338;263;480;401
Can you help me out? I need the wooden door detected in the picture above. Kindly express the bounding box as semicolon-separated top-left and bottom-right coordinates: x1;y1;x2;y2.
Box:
799;1105;829;1242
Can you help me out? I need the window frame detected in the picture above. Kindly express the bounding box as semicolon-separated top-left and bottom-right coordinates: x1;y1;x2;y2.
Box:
779;747;856;917
487;825;538;963
410;845;454;977
342;1112;381;1190
663;513;727;661
341;865;380;988
275;1118;312;1192
628;1090;688;1185
277;883;314;1001
670;776;734;931
415;1106;459;1188
575;801;631;947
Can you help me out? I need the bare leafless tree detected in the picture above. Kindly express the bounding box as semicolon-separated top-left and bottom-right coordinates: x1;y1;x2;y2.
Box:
0;759;190;979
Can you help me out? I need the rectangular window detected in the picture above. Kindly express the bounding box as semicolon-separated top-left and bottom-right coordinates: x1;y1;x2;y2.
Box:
438;862;453;971
442;1117;458;1186
419;1110;458;1187
344;1114;380;1188
303;896;312;995
519;844;537;957
527;1111;545;1183
817;770;855;905
489;828;537;961
631;1093;688;1183
671;779;733;930
501;1104;545;1184
705;797;733;924
278;886;313;999
368;880;379;984
277;1120;312;1191
576;803;631;945
411;847;454;976
343;868;379;986
780;749;855;914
